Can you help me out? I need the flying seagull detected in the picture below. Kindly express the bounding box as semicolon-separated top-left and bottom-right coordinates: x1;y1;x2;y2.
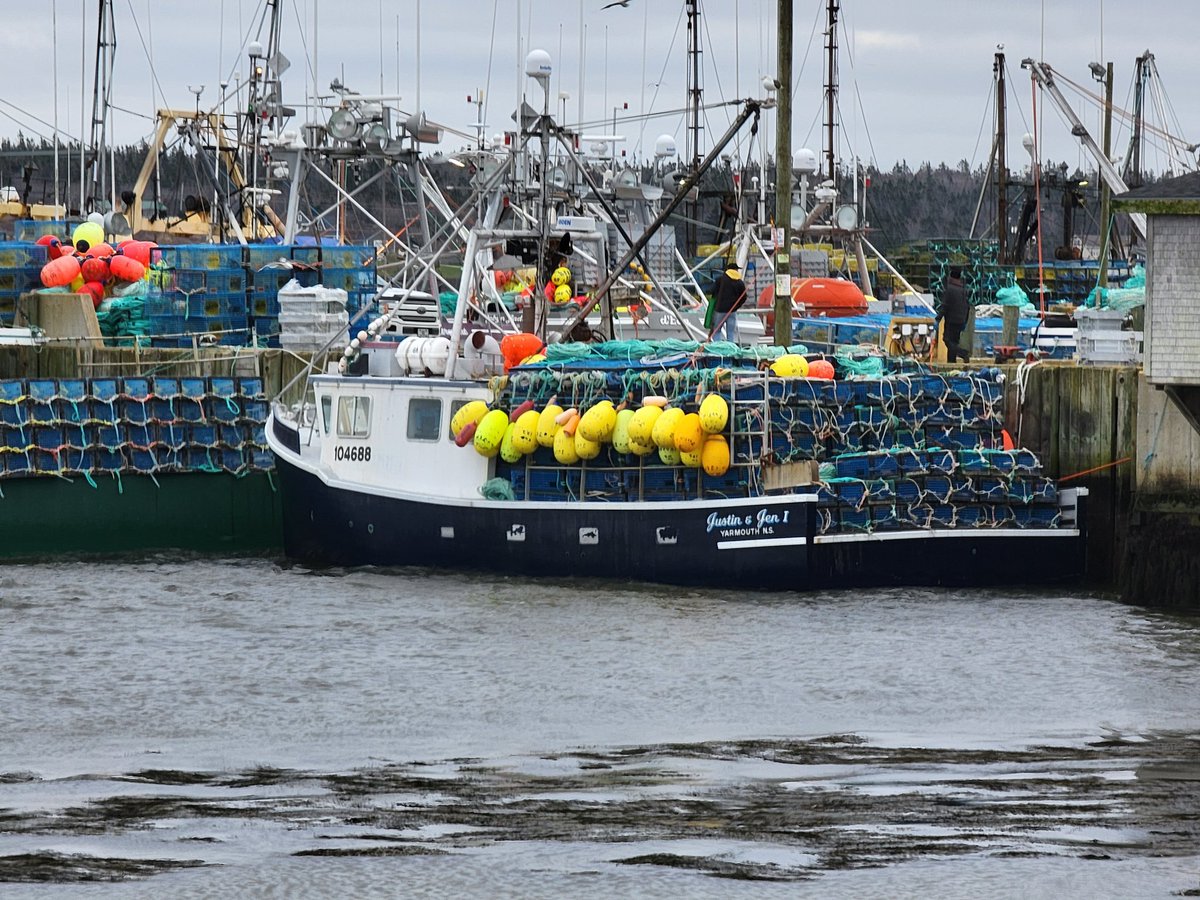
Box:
602;0;631;8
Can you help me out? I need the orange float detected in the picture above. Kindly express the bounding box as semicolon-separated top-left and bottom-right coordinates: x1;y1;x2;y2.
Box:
499;332;544;372
117;240;158;266
757;277;868;328
80;256;110;283
40;254;81;288
35;234;66;260
81;281;105;308
807;359;836;380
109;255;146;282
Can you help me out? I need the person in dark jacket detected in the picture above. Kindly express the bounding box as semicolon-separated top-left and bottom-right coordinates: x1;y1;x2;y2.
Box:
938;267;970;363
708;261;748;343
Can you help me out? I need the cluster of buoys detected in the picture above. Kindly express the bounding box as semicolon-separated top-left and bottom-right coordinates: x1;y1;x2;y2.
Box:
37;221;158;308
769;354;836;380
450;392;733;476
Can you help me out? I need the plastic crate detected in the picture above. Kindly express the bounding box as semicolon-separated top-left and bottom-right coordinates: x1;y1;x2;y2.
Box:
123;423;154;448
0;242;48;268
157;423;187;451
187;291;248;318
1012;505;1061;528
183;315;251;343
162;244;243;270
837;507;872;532
245;243;293;270
88;424;122;449
236;377;265;399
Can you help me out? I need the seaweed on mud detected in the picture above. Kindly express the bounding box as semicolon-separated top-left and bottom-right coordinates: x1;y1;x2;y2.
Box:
614;852;803;881
117;769;222;786
293;846;447;858
0;852;204;883
2;734;1199;885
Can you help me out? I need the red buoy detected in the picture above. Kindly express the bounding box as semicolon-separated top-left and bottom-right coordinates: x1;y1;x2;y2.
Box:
40;254;81;288
36;234;66;260
81;256;110;283
81;281;105;308
109;254;146;282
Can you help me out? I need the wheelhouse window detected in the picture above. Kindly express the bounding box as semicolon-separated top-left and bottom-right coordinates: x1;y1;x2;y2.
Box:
336;396;371;438
407;397;442;441
320;395;332;434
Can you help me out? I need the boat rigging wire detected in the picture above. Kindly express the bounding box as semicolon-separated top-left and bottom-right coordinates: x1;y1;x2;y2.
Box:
122;0;168;117
837;10;880;172
0;98;77;144
483;0;499;143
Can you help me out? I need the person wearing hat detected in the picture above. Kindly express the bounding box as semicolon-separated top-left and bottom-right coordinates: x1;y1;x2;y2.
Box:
708;260;748;343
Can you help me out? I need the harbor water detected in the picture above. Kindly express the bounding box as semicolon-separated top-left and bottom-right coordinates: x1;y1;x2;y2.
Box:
1;559;1198;897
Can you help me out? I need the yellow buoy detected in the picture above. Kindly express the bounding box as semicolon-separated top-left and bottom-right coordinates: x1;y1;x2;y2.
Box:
698;394;729;434
658;446;682;466
536;403;564;447
553;423;581;464
451;399;489;437
651;407;685;449
770;354;810;378
612;408;636;454
473;409;510;457
628;405;663;446
674;412;704;453
578;400;617;443
512;410;541;455
628;436;656;456
575;429;601;460
500;422;523;463
700;434;731;476
681;446;702;468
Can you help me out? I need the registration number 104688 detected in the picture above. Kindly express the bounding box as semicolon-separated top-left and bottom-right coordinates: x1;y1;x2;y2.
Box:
335;444;372;462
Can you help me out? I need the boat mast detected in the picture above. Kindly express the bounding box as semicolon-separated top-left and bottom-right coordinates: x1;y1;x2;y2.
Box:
87;0;116;212
1123;50;1150;190
995;50;1008;264
773;0;792;345
823;0;839;184
685;0;703;252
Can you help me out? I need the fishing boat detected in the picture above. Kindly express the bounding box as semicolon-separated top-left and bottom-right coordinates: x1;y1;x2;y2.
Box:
266;335;1088;590
262;40;1087;591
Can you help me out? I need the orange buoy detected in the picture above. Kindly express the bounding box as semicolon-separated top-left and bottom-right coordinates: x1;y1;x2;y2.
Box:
81;281;105;308
109;254;146;282
84;241;114;259
40;254;81;288
117;240;157;266
35;234;66;260
1001;428;1015;451
80;256;110;283
807;359;836;380
499;332;544;372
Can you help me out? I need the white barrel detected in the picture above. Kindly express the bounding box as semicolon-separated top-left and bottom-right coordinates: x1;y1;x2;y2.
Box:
421;337;452;375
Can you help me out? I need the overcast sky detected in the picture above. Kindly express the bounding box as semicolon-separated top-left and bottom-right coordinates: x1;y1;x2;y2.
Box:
0;0;1196;177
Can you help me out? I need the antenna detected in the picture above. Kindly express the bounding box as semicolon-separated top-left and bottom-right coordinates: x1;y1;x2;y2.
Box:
188;84;205;115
